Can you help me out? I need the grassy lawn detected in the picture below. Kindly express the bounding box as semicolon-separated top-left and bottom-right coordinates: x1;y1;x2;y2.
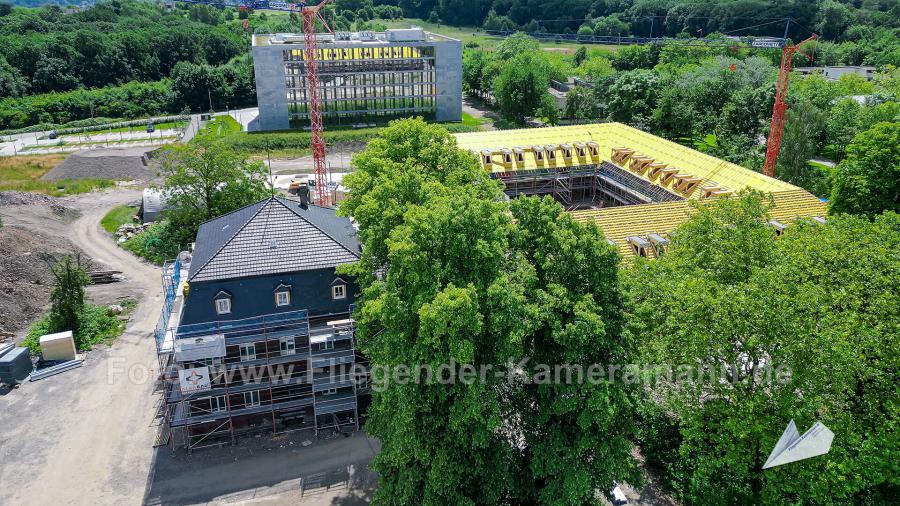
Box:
100;204;138;233
461;112;490;128
0;154;115;195
194;115;242;142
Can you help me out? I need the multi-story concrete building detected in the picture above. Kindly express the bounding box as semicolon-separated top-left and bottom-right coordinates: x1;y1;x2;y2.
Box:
252;28;462;131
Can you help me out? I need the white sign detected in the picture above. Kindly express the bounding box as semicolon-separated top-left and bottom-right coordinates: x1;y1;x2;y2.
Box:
178;366;211;393
752;40;783;48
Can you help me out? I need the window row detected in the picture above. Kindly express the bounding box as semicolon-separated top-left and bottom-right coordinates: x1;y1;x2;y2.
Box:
214;284;347;315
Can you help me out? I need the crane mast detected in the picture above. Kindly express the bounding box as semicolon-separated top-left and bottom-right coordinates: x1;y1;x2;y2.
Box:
299;0;331;206
763;34;817;178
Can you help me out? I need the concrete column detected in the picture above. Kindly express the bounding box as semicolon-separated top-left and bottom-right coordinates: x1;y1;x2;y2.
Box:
253;46;291;131
433;40;462;122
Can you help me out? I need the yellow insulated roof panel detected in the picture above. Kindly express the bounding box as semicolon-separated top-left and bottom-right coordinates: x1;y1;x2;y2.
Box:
453;123;801;197
570;190;827;259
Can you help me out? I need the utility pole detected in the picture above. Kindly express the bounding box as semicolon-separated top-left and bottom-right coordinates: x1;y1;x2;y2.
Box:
208;88;213;115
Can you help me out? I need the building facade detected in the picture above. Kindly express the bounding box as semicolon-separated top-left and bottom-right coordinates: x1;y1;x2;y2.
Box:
154;197;370;451
252;29;462;131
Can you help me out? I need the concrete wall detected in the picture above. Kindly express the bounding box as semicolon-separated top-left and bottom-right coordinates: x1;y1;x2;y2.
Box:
434;38;462;122
252;45;290;131
181;268;358;325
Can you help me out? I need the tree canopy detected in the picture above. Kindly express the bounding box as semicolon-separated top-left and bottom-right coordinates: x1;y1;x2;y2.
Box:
340;118;637;503
628;191;900;505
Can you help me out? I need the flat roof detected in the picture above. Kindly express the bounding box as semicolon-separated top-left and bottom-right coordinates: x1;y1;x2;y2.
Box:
253;30;458;47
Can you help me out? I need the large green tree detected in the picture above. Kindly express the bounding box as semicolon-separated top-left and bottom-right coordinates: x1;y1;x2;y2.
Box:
340;119;637;503
775;100;828;195
629;192;900;505
158;141;271;246
493;51;559;125
829;121;900;216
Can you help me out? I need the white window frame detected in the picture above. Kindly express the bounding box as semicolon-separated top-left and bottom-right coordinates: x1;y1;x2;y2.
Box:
210;395;227;412
356;375;368;389
280;336;296;355
332;284;346;300
243;390;260;407
320;340;334;351
275;290;291;307
323;388;337;395
215;297;232;315
239;343;256;362
199;357;222;367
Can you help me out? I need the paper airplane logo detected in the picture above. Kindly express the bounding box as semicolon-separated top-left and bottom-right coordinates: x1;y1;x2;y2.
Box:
763;419;834;469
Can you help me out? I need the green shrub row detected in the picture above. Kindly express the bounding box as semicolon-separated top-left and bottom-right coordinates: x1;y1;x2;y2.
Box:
0;81;175;130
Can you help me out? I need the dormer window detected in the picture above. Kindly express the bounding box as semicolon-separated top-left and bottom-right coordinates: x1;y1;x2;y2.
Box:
214;291;232;315
331;277;348;300
274;284;291;307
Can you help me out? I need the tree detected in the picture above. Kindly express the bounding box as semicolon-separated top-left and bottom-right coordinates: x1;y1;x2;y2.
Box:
563;85;600;122
629;192;900;505
775;100;828;195
604;69;662;128
340;119;514;503
507;196;636;503
825;97;862;161
573;46;588;67
158;142;271;246
0;55;27;99
493;32;539;61
340;119;637;503
815;0;853;41
31;56;80;93
493;51;558;125
829;121;900;216
593;16;630;36
49;254;91;335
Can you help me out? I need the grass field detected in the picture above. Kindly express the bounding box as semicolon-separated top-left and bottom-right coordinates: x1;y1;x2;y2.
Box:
0;154;115;195
100;204;138;233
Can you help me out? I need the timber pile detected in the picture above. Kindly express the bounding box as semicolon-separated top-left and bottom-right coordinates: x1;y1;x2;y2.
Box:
89;270;124;284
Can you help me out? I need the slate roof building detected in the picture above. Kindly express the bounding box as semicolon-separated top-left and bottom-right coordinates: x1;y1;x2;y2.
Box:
154;196;369;451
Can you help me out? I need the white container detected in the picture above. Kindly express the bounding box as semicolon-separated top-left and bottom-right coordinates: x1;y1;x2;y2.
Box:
39;330;77;361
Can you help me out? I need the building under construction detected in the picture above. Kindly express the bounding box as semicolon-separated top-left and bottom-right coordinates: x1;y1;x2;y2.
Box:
154;197;369;451
454;123;827;259
252;28;462;131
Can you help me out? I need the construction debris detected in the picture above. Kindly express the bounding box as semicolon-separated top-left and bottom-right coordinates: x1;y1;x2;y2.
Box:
114;223;151;243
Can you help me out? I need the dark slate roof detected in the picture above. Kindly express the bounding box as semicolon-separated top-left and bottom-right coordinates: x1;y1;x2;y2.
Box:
187;197;360;283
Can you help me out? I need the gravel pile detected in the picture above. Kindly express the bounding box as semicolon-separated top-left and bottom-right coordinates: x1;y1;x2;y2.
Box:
0;226;87;340
0;191;77;217
40;147;158;182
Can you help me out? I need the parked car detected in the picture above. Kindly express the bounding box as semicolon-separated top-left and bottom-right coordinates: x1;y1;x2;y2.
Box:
146;123;155;133
48;130;58;139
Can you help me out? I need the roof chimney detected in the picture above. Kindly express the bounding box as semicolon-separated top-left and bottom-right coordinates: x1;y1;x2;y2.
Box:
298;184;310;209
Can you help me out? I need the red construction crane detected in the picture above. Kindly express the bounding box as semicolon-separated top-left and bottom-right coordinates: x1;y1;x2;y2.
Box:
763;34;818;178
298;0;332;206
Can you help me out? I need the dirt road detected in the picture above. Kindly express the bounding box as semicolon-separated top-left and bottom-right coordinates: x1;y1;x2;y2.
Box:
0;189;379;505
0;190;163;505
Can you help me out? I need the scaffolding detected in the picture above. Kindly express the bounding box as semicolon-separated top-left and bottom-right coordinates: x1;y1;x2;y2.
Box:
154;265;365;452
492;161;684;211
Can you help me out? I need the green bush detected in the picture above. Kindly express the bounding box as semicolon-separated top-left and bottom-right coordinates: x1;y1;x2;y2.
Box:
22;303;127;354
122;220;182;264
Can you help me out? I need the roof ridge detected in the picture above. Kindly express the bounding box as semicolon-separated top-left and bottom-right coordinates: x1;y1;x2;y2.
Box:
275;196;361;259
188;196;276;282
